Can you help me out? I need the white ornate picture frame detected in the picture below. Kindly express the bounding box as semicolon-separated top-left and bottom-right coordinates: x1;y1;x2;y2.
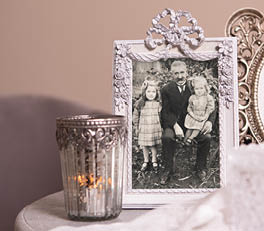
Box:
113;9;239;208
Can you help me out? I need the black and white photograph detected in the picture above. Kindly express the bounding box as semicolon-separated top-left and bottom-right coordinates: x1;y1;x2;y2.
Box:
113;36;238;207
132;58;220;189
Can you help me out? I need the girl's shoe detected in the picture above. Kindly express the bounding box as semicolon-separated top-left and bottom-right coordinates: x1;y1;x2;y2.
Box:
184;138;193;146
185;138;197;146
152;162;158;171
141;162;149;171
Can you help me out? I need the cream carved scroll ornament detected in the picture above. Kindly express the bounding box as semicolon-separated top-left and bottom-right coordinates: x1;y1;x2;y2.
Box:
226;8;264;144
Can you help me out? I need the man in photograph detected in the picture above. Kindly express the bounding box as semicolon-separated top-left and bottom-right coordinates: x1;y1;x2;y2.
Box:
160;60;216;184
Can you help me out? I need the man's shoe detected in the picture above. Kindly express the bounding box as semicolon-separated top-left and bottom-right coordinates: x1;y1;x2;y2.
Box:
197;170;207;181
160;171;171;185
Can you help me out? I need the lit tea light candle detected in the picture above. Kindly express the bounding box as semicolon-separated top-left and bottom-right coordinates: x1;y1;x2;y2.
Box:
56;115;126;220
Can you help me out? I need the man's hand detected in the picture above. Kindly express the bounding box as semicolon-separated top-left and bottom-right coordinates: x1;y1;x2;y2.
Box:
173;123;184;138
195;115;205;122
201;121;212;135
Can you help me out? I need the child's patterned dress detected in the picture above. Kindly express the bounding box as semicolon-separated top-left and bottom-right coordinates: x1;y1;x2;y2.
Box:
135;101;162;146
184;94;215;130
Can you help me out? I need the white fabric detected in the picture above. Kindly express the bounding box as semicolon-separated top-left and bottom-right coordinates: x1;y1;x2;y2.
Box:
225;144;264;230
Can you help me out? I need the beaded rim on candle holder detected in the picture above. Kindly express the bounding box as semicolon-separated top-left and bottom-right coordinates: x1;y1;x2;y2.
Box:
56;114;126;128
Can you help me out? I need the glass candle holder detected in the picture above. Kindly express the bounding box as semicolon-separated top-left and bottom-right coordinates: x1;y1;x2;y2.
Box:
56;115;126;220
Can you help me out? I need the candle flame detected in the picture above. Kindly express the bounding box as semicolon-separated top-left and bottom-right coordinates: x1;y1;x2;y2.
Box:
108;177;112;185
77;175;87;187
75;174;112;189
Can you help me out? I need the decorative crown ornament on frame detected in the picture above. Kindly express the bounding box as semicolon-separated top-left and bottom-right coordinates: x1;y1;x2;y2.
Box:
112;9;239;208
145;9;205;54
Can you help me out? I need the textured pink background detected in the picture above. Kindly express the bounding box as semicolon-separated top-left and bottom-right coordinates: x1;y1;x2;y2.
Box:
0;1;263;230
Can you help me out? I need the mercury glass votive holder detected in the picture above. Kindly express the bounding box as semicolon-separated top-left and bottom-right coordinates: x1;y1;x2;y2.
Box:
56;115;126;221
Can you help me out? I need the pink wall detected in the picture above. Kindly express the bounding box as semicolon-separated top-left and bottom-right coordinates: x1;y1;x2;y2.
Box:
0;0;263;112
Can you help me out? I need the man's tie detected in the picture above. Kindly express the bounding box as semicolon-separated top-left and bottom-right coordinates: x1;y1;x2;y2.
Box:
178;85;185;95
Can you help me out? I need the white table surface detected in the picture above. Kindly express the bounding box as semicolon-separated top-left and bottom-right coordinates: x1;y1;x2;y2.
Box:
14;191;150;231
15;190;231;231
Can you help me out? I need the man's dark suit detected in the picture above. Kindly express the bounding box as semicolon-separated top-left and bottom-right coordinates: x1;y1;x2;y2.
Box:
160;81;216;175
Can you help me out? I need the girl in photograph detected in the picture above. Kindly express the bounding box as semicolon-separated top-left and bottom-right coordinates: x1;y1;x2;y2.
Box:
133;75;162;171
184;76;215;145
